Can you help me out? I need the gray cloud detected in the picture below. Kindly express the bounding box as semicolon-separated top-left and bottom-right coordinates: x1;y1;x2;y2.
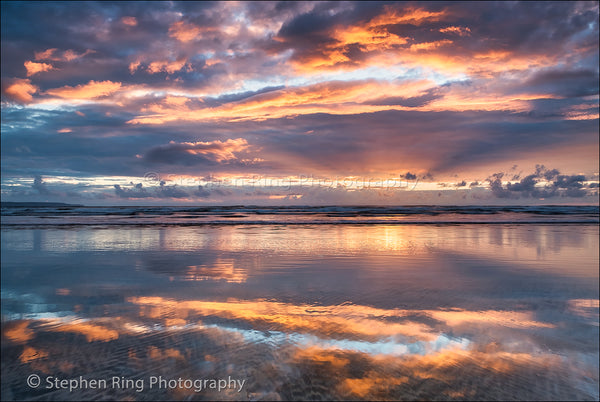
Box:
114;182;151;199
32;175;52;195
487;165;593;199
156;181;189;198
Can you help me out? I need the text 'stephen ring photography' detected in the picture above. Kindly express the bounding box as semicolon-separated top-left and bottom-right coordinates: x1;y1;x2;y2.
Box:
1;1;598;401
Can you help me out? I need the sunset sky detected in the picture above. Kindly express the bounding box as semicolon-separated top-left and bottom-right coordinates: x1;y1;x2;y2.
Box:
1;1;598;205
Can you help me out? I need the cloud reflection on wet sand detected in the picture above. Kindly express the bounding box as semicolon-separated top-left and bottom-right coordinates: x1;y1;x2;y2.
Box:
1;224;598;400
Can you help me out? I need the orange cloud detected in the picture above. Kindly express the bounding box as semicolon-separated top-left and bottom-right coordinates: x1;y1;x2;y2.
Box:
121;16;137;26
163;95;190;106
439;26;471;36
370;6;446;26
409;39;453;51
168;21;204;43
283;4;559;81
128;79;435;124
125;73;567;125
147;58;188;74
24;60;54;76
34;48;94;62
332;24;409;53
181;138;249;162
4;78;38;103
45;80;122;99
288;6;447;72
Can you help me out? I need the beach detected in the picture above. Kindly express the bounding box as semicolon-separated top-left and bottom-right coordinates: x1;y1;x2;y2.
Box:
1;207;599;400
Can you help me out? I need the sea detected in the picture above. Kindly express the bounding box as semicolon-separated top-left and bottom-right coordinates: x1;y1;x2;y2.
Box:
1;204;599;400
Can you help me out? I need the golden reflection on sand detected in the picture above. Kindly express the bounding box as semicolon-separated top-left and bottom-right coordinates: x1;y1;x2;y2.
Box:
52;322;119;342
128;297;555;343
425;309;556;329
184;258;248;283
21;226;599;282
3;321;34;344
3;305;597;400
130;297;438;341
19;346;48;363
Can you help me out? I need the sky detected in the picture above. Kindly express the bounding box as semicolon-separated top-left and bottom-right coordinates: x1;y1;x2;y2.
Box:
1;1;599;205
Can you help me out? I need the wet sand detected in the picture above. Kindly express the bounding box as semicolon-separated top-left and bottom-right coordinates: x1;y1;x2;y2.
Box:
2;224;599;400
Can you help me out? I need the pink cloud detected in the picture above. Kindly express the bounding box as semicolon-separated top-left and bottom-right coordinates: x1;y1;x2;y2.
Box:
34;48;58;60
34;48;94;62
168;21;204;43
24;61;54;76
121;16;137;26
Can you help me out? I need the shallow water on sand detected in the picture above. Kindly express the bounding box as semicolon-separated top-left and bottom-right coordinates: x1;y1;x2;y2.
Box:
1;224;599;400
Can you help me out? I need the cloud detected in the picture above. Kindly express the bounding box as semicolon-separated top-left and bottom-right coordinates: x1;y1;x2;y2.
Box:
272;1;598;79
34;48;59;60
45;80;122;99
121;16;137;27
114;182;151;198
195;185;211;198
168;21;204;43
366;88;442;107
146;59;189;75
142;138;250;165
1;2;598;205
24;61;54;76
127;79;441;124
439;26;471;36
34;48;94;62
32;175;52;195
487;165;592;199
521;68;599;98
3;78;38;103
156;181;188;198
